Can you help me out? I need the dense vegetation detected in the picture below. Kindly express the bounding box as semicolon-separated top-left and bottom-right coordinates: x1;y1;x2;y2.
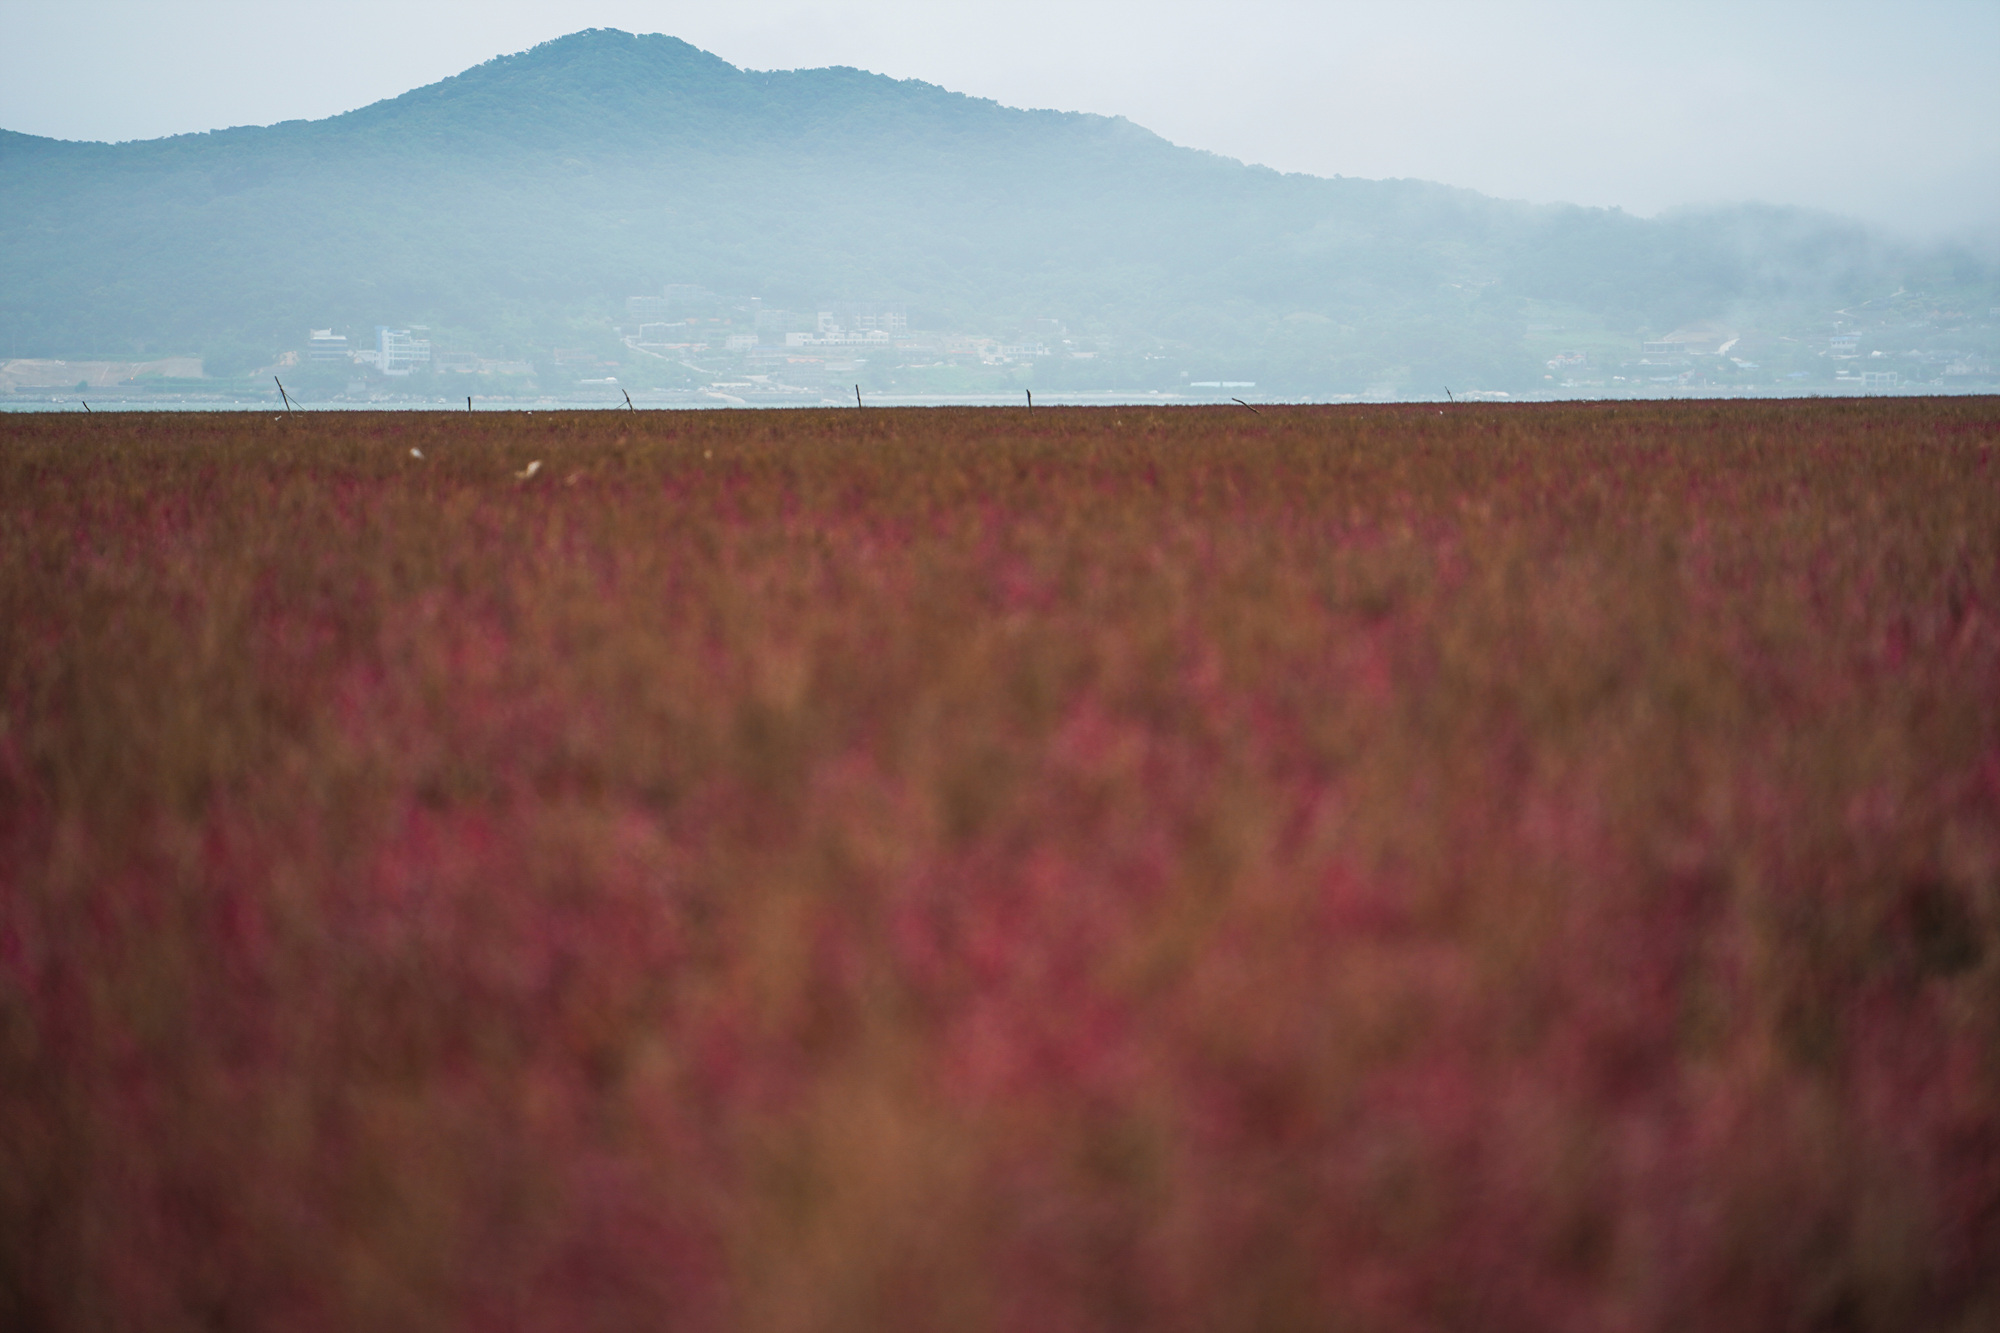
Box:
5;399;2000;1330
3;29;1994;393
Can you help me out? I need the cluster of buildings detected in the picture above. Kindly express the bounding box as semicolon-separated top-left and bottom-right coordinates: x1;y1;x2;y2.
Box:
308;327;430;375
306;285;1993;402
307;328;529;379
297;284;1069;400
616;286;1063;395
1532;298;1999;393
624;291;914;355
1813;293;1996;389
1538;324;1762;391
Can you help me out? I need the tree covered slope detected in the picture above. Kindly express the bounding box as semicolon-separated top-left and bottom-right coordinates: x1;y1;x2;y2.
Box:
2;28;1990;390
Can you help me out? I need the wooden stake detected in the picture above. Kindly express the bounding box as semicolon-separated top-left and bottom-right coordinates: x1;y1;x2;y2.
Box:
855;384;862;408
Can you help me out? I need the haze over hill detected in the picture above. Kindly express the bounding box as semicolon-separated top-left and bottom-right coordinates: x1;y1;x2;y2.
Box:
3;28;1995;401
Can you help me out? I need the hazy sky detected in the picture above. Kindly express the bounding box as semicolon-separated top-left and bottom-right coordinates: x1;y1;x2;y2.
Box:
4;0;1997;240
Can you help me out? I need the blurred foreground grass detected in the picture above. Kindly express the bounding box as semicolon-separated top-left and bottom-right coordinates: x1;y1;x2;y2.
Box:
4;400;2000;1332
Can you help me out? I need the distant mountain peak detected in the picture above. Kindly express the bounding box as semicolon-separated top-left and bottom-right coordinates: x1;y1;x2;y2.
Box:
333;28;743;132
3;27;1987;390
492;27;730;73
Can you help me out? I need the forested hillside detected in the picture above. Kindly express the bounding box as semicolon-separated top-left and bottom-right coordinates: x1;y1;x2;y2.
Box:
2;28;1992;394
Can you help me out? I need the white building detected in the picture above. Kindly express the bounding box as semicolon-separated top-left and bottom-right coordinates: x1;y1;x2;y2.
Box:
307;329;349;362
815;305;908;337
785;329;891;348
376;327;432;376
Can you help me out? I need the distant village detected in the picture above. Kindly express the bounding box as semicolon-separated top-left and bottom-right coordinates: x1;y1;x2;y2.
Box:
265;284;1085;406
292;282;1998;404
4;284;1994;404
1531;291;1998;396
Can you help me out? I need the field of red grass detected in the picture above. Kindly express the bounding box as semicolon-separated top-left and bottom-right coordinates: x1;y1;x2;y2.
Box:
4;400;2000;1332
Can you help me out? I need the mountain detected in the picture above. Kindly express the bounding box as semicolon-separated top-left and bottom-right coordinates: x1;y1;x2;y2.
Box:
3;28;1994;396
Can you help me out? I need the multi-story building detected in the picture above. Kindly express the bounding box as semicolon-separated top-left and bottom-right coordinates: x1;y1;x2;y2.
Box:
817;305;908;337
851;307;907;336
307;330;349;362
785;329;891;348
375;327;431;375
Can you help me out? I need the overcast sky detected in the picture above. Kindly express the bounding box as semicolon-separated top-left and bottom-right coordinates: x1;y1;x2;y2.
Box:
3;0;1996;240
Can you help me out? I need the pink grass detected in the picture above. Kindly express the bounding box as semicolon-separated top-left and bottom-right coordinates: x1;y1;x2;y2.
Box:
3;400;1999;1332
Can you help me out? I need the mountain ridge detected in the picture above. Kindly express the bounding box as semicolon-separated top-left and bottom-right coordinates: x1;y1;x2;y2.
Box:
3;29;1992;395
